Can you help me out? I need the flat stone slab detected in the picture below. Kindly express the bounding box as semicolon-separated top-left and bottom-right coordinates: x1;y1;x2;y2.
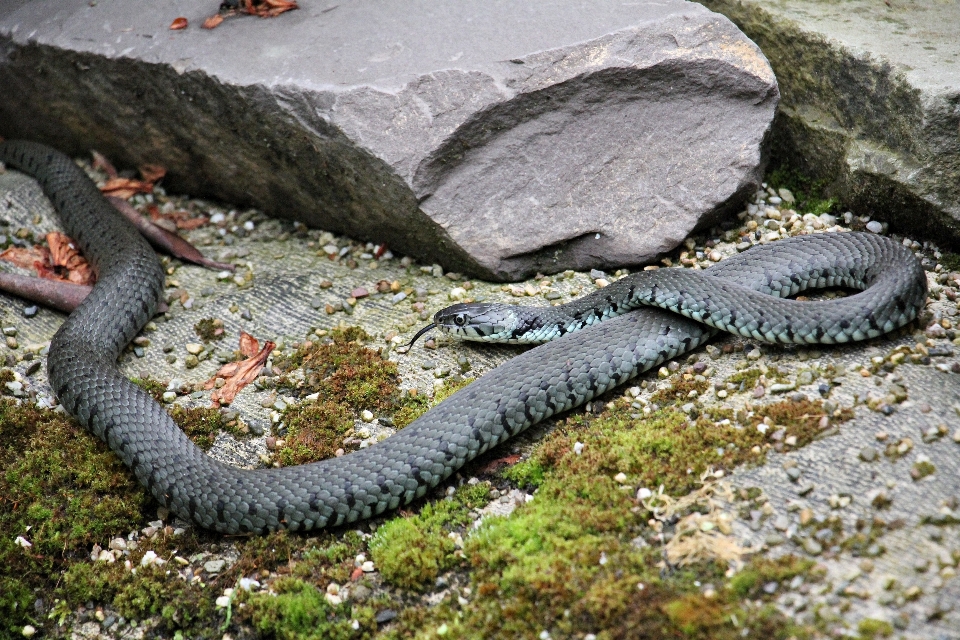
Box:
698;0;960;244
0;0;777;280
2;160;960;635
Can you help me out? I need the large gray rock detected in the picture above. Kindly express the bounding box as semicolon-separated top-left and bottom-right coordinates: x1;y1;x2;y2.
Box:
0;0;777;280
697;0;960;244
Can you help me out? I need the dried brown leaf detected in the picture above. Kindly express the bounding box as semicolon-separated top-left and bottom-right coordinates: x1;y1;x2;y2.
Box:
202;13;225;29
0;246;48;271
138;164;167;183
170;16;189;30
100;177;154;199
46;232;94;285
205;331;276;407
239;331;260;358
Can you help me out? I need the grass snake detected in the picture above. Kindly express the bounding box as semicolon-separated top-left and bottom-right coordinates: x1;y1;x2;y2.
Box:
0;140;927;534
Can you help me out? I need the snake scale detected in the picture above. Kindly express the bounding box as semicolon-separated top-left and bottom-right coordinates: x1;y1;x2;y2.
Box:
0;140;927;534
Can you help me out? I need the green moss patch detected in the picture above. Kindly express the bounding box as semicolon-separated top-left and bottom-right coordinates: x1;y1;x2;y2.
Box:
370;482;490;591
241;577;376;640
275;326;399;415
194;317;226;341
0;398;150;634
277;401;354;466
767;167;838;216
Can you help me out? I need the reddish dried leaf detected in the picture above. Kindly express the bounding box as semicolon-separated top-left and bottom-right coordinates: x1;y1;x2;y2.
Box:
242;0;298;17
47;232;95;285
170;16;189;30
100;177;155;199
90;150;118;178
205;332;276;407
0;246;48;271
202;13;225;29
139;164;167;183
239;331;260;358
146;203;209;230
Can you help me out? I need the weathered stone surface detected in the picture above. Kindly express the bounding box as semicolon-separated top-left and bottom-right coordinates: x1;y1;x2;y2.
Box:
698;0;960;243
0;0;777;280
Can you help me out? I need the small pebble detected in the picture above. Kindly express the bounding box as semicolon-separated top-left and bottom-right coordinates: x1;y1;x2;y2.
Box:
162;391;176;403
22;305;38;318
802;538;823;555
859;446;878;462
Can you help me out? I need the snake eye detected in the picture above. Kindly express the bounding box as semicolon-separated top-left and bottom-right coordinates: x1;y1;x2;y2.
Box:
454;313;467;327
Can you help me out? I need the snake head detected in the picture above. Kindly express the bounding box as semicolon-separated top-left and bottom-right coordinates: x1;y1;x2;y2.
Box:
433;303;520;342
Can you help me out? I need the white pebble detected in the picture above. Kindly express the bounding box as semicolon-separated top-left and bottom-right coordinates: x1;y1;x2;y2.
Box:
636;487;653;500
215;595;232;608
14;536;31;549
361;410;375;422
210;212;226;224
573;441;584;455
866;220;883;233
614;472;628;483
21;626;36;638
449;287;467;301
162;391;177;403
243;220;255;231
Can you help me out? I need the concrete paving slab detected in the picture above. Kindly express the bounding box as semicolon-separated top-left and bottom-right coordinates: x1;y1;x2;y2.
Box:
698;0;960;246
0;0;777;280
3;157;960;636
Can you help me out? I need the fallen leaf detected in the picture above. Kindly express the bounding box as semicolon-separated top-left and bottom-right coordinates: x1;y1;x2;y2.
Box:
0;233;95;285
0;246;48;271
202;14;225;29
139;164;167;183
244;0;298;17
170;16;189;30
239;331;261;358
100;177;155;199
205;331;276;407
46;232;95;284
146;203;208;230
90;151;118;178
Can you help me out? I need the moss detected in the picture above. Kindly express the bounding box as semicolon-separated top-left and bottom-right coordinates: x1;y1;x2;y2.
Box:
280;326;399;415
241;577;376;640
194;317;225;341
940;252;960;273
728;556;817;599
911;460;936;480
0;399;150;635
370;483;491;591
375;392;841;639
857;618;894;638
112;564;216;633
169;405;227;451
767;167;838;216
0;368;15;385
276;401;353;466
502;458;547;489
132;376;167;402
392;378;474;429
726;366;786;390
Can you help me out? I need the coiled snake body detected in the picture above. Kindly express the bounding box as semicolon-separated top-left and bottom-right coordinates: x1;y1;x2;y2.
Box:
0;140;927;534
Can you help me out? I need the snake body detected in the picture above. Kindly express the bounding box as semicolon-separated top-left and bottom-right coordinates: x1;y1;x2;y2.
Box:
0;140;927;534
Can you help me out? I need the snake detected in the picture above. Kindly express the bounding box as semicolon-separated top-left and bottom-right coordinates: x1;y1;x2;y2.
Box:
0;140;927;535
